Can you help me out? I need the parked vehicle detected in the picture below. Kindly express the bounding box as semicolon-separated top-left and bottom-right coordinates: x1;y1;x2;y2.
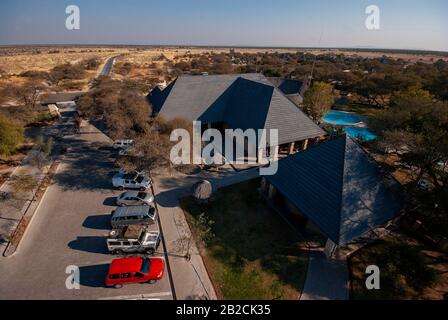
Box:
113;139;134;150
105;256;165;288
111;205;157;228
118;147;144;157
418;179;430;190
116;191;154;207
106;225;161;254
112;170;152;191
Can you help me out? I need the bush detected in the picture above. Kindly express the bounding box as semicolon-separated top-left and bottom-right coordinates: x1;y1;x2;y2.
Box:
50;62;86;82
351;241;438;299
0;114;24;157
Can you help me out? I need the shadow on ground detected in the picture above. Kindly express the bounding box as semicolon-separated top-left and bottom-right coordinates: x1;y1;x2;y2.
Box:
68;236;109;254
79;264;109;288
53;137;116;192
83;215;112;230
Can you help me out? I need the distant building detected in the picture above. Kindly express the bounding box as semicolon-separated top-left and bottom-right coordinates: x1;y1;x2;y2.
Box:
267;77;307;106
147;73;325;162
40;92;84;106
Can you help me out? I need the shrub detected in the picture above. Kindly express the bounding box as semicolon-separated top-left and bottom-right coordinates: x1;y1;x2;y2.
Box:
0;114;24;157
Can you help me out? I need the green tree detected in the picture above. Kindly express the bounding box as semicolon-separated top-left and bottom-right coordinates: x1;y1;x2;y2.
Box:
0;114;24;157
372;89;448;193
303;82;336;121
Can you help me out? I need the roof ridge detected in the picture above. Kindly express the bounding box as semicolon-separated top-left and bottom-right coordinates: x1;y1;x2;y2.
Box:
336;135;349;244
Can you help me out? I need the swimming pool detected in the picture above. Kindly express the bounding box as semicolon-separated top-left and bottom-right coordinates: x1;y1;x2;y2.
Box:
322;110;363;125
343;127;378;142
322;110;378;141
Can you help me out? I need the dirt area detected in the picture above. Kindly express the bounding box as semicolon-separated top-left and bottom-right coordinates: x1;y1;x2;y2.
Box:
0;47;127;75
349;231;448;300
0;150;30;186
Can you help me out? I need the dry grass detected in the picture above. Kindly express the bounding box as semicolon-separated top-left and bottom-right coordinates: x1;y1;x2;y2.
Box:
0;47;128;75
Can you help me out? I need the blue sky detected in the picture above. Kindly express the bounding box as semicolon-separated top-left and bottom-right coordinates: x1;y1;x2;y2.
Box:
0;0;447;51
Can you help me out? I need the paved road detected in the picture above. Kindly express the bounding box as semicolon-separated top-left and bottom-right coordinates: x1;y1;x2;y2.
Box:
98;56;119;77
0;110;172;300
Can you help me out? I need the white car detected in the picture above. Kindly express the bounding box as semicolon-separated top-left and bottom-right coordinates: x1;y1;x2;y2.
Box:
418;179;430;190
116;191;155;206
113;139;134;150
112;171;152;191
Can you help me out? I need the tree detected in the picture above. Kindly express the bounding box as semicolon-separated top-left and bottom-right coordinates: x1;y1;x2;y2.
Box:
7;79;44;110
372;89;448;197
0;114;24;157
77;78;152;139
303;82;336;121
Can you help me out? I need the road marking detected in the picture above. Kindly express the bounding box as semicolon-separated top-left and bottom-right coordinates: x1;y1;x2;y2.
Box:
98;291;172;300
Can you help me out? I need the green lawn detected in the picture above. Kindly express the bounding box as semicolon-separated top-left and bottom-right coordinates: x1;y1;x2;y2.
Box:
181;178;308;300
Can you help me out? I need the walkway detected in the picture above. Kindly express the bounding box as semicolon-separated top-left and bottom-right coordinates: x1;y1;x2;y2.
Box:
153;165;260;300
300;250;349;300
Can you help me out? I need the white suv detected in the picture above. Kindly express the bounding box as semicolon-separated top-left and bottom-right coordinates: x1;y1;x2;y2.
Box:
113;139;134;150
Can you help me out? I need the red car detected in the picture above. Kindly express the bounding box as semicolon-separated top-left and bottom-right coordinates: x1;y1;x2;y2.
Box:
105;256;165;288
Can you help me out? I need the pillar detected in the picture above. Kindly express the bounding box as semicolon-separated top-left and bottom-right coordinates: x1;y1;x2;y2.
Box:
257;148;266;164
302;139;309;151
288;142;295;155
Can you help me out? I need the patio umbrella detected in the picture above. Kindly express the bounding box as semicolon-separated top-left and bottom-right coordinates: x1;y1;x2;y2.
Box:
192;180;213;200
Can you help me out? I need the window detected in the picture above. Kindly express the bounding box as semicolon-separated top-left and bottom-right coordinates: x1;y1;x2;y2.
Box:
108;241;120;246
122;241;131;246
121;273;131;279
109;274;120;280
140;259;151;274
134;272;144;278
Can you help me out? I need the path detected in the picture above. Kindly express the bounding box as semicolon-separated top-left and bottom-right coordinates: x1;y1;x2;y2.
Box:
300;250;349;300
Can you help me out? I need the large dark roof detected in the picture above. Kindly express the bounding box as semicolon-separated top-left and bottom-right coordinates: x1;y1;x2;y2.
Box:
266;135;405;245
147;74;324;145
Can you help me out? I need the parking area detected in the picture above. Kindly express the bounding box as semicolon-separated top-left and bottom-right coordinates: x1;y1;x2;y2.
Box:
0;110;173;300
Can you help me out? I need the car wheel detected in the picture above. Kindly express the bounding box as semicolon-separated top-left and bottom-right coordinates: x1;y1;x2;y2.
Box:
148;280;156;284
145;248;155;255
120;203;126;207
140;187;146;191
114;284;123;289
114;249;124;255
118;186;124;191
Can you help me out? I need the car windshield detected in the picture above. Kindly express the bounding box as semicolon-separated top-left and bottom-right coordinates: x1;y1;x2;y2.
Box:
137;192;147;199
136;175;145;183
123;173;138;180
140;258;151;274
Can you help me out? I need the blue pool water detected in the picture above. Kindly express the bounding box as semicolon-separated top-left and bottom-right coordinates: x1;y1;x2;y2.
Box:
323;110;378;142
343;127;378;142
322;110;363;125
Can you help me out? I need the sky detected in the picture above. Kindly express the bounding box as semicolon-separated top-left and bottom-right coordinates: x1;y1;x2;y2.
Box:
0;0;447;51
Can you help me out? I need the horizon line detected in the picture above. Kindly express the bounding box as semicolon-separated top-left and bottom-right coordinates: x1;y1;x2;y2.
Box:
0;44;447;55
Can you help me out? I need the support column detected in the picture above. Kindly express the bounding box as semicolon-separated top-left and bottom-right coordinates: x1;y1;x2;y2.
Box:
257;148;266;164
272;145;279;161
302;139;309;151
324;239;338;259
288;142;295;155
